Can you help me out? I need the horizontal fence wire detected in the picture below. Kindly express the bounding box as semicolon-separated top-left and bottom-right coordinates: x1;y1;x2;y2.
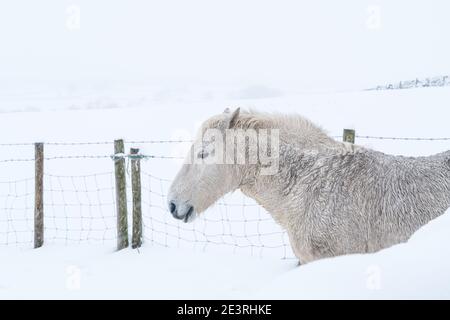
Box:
1;135;450;148
0;134;449;259
0;140;194;147
355;135;450;141
3;133;450;163
0;155;186;163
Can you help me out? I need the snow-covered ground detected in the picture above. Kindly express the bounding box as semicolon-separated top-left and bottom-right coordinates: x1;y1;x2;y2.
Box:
0;86;449;299
1;0;450;300
2;208;450;300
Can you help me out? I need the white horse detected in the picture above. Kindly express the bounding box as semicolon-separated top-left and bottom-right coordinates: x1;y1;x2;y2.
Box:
168;108;450;264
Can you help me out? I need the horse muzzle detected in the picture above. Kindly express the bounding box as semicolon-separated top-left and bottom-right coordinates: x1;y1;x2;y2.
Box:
168;200;196;223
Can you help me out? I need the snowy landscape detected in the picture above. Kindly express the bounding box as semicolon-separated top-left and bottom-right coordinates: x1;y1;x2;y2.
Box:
1;86;449;299
1;1;450;300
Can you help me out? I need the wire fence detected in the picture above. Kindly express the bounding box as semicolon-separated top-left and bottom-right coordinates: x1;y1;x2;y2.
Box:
0;139;293;258
140;171;291;258
0;134;449;259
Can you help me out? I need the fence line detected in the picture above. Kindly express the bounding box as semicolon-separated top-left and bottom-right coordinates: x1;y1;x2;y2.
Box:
1;135;450;148
0;155;185;164
355;135;450;141
0;141;295;258
0;130;449;259
0;139;194;147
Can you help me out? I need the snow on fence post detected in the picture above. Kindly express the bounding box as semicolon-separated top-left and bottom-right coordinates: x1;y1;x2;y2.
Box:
130;148;143;249
114;139;129;250
34;142;44;249
343;129;356;144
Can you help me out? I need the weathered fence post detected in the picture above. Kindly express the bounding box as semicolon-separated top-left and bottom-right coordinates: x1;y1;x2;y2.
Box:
34;143;44;249
130;148;143;249
114;139;129;250
343;129;356;144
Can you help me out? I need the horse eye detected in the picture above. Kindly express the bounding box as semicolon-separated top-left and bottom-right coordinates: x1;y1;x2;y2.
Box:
197;150;209;159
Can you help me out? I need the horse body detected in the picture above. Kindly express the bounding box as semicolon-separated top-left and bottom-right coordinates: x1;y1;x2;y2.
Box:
168;109;450;263
241;145;450;263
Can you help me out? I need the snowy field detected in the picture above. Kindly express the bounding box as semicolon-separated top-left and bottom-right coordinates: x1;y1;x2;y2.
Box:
1;86;450;299
2;209;450;300
1;0;450;300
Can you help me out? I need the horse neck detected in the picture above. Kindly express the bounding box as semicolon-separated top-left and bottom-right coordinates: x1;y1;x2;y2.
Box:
237;139;305;221
238;131;349;221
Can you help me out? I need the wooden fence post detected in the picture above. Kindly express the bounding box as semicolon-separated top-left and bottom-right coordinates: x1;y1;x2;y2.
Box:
130;148;143;249
114;139;129;250
343;129;356;144
34;143;44;249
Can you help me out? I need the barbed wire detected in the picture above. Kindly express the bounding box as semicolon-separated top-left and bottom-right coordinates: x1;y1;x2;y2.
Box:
1;135;450;148
126;139;193;145
0;139;193;147
0;154;185;163
0;156;110;163
0;158;35;164
356;135;450;141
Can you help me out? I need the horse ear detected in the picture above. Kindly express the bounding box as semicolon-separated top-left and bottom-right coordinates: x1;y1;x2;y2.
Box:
226;107;240;128
223;107;231;114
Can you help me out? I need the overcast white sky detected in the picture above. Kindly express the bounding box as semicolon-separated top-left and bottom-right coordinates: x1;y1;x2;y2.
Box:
0;0;449;92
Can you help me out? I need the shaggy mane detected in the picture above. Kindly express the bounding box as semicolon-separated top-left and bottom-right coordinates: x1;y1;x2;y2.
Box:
211;109;346;152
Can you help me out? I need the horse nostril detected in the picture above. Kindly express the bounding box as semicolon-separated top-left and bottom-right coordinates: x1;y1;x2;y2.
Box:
184;206;194;221
169;201;176;214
